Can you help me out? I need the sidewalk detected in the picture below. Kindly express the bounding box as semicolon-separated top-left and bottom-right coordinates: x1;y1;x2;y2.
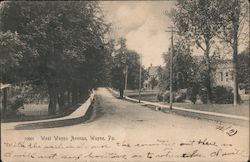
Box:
108;88;249;122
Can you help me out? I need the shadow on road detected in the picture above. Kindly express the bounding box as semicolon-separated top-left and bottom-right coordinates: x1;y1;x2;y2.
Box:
82;95;105;124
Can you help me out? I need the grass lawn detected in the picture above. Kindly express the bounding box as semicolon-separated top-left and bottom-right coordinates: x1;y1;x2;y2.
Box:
22;104;48;116
129;94;158;102
130;94;249;117
2;103;83;123
172;103;249;117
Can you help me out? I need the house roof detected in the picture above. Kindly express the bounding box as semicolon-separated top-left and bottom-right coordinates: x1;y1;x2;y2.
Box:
215;59;233;70
148;66;160;76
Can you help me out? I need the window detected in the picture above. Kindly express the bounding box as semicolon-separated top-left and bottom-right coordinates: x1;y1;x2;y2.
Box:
231;71;234;80
220;72;223;81
226;72;228;77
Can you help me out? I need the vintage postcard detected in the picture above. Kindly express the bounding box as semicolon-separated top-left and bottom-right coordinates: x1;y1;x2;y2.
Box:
1;1;249;162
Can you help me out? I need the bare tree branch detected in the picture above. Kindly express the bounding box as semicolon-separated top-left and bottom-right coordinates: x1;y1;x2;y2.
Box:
195;39;205;52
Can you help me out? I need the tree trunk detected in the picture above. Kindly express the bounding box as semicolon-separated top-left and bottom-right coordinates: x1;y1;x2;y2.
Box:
206;68;212;104
47;41;57;115
79;88;88;102
232;30;239;105
2;88;7;120
205;42;212;104
58;90;66;113
67;90;71;105
48;82;57;115
71;85;78;105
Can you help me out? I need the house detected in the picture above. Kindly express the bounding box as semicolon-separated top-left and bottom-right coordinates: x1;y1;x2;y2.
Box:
212;59;249;101
143;64;160;90
193;56;235;88
213;60;234;88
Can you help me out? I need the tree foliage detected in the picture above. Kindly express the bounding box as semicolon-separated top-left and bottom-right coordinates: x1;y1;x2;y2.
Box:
237;48;249;89
170;0;224;103
0;1;111;114
159;40;197;91
111;38;145;90
216;0;249;104
149;76;158;90
0;31;36;82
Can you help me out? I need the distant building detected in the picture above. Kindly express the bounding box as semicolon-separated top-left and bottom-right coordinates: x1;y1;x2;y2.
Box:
143;64;160;90
213;60;234;88
192;56;235;88
212;60;248;100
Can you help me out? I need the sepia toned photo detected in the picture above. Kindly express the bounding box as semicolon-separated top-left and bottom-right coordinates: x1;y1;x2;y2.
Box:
0;0;249;162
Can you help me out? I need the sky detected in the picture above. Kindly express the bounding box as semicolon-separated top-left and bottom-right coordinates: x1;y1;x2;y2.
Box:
100;1;249;68
101;1;176;67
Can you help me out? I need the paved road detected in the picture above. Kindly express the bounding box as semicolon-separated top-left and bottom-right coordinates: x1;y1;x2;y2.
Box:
1;88;249;162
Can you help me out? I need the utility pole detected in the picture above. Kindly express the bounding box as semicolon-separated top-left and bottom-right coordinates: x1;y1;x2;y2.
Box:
166;26;177;110
138;53;142;103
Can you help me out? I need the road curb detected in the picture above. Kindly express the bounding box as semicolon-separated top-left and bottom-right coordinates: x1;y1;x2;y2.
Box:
108;88;249;122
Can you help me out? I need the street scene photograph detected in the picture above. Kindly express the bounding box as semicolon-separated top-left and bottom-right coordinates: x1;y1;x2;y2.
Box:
0;0;249;162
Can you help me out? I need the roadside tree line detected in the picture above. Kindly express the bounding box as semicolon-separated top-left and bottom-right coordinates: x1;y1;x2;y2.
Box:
157;0;249;104
0;1;112;115
0;1;146;117
110;37;147;92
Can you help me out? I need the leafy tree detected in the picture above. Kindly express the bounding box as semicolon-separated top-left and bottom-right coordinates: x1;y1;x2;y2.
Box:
0;1;111;114
97;39;115;87
237;48;249;90
0;31;36;83
216;0;249;105
126;50;141;90
157;65;168;91
200;86;235;104
111;38;127;90
111;38;144;90
159;40;197;91
149;76;158;90
170;0;223;104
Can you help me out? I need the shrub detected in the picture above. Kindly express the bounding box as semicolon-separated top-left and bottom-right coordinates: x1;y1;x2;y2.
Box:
157;91;170;102
199;86;240;104
11;84;48;104
157;91;177;103
6;96;24;116
157;89;187;103
7;96;24;110
163;92;171;103
175;89;187;102
187;86;199;104
212;86;233;104
199;88;207;104
156;92;163;101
